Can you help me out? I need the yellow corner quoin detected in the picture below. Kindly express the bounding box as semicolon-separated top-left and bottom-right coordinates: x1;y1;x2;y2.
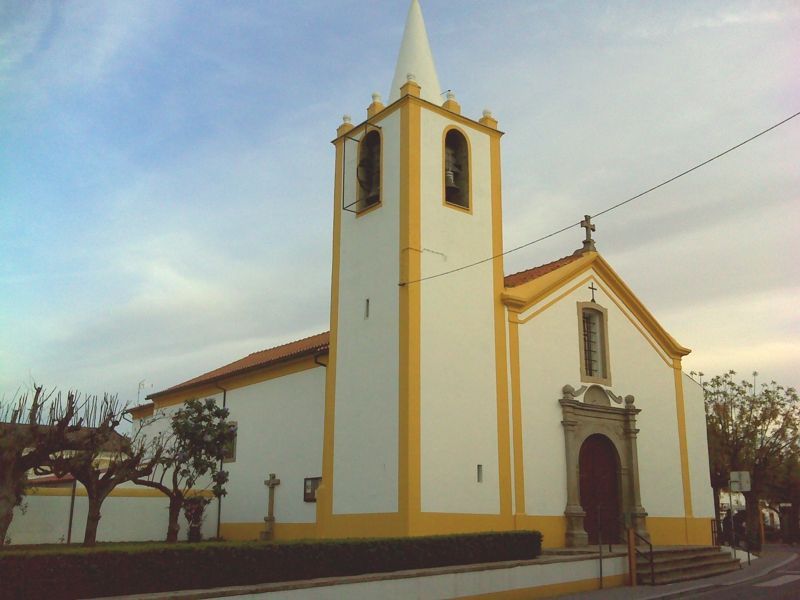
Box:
398;85;423;533
672;357;694;519
508;319;526;516
318;128;346;536
489;127;513;522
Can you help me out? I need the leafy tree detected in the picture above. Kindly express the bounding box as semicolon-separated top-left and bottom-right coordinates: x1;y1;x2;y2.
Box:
48;399;164;546
0;386;118;546
135;398;235;543
702;370;800;550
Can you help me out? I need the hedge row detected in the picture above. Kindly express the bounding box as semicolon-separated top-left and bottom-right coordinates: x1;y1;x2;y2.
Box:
0;530;542;599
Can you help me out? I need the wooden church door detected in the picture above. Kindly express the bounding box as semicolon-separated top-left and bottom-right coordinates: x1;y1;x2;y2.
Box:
579;434;621;545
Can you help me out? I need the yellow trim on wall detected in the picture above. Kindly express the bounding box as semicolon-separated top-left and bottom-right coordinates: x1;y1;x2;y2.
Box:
27;487;213;499
514;515;567;548
219;522;318;541
504;253;690;361
672;357;694;518
441;124;473;214
462;574;626;600
324;513;407;539
488;130;513;522
399;87;422;533
317;132;346;536
508;320;526;517
149;356;322;411
647;516;713;545
129;404;154;419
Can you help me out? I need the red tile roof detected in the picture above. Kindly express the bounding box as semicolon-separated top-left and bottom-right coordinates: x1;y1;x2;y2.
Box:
503;252;584;288
149;331;330;399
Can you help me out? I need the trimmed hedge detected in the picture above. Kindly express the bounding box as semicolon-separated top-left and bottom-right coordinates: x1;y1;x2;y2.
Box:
0;530;542;599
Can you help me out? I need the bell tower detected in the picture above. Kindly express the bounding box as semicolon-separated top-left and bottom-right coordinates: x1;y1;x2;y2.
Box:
318;0;512;538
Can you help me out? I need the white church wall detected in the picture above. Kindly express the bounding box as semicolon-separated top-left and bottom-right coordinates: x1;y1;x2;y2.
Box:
332;111;401;514
222;367;325;525
683;373;716;518
418;110;500;514
516;269;686;518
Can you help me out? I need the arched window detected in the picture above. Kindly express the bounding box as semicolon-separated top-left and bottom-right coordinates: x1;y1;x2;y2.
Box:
357;130;381;211
578;302;611;384
443;129;469;209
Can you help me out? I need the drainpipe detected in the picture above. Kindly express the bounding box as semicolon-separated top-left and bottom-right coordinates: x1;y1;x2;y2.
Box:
214;383;228;539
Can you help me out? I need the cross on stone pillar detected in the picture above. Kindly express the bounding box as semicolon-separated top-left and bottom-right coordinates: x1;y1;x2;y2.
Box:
580;215;596;252
260;473;281;541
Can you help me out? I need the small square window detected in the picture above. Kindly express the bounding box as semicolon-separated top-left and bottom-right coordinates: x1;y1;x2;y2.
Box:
304;477;322;502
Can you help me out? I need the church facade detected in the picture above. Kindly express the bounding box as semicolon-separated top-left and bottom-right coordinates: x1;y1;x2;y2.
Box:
132;0;715;548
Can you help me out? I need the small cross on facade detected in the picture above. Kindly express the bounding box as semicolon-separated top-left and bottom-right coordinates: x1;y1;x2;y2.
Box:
580;215;596;252
588;282;598;302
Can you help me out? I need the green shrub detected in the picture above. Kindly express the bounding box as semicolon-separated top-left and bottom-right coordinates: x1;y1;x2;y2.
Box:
0;530;542;599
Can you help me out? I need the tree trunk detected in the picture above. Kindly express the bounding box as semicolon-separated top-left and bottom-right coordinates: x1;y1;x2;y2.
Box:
83;494;106;546
0;466;22;546
0;491;15;546
743;490;762;552
166;493;183;543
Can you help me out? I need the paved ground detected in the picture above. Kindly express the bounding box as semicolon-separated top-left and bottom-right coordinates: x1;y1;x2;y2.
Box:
557;544;798;600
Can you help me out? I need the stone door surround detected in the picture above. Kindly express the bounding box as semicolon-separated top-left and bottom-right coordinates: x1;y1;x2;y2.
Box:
560;384;649;547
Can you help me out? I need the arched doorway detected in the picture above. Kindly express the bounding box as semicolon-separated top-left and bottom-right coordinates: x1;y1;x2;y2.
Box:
579;434;621;544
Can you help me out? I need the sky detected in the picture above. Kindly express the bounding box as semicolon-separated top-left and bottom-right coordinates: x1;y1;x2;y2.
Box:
1;0;798;406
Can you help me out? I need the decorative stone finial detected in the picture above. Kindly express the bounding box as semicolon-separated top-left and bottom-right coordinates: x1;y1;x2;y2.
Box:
442;90;461;114
367;93;385;118
482;109;493;118
372;92;382;103
407;72;416;82
625;395;635;407
342;114;352;124
479;108;498;129
337;114;354;137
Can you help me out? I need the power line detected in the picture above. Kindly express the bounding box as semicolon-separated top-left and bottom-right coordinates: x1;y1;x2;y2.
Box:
401;110;800;286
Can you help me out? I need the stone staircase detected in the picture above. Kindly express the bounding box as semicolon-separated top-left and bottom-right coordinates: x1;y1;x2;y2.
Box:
636;546;741;585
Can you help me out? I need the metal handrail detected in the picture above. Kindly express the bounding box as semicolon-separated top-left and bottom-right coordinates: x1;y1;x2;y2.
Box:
631;528;655;584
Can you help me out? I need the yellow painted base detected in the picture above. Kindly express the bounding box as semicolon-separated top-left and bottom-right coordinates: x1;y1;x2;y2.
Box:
646;517;714;545
514;514;567;548
463;574;626;599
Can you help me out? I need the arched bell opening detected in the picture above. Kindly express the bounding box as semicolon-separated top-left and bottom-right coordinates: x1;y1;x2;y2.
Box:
357;130;381;210
578;433;622;545
443;129;469;209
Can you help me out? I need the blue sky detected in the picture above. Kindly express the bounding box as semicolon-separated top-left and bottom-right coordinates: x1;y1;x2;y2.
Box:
2;0;798;403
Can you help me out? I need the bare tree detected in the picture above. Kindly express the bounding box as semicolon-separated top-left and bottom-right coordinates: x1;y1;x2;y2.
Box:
0;386;118;546
48;402;165;546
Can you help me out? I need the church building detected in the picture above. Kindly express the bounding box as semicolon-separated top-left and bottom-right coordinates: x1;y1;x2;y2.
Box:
132;0;715;548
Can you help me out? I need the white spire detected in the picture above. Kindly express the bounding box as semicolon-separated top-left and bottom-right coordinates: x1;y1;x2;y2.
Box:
389;0;442;104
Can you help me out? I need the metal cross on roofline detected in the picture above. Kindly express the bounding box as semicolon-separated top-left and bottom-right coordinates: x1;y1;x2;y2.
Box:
580;215;597;252
588;282;598;302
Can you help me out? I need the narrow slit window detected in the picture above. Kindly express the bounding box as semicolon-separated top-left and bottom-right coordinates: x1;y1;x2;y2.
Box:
477;464;483;483
364;298;370;319
357;131;381;211
444;129;469;209
578;302;611;384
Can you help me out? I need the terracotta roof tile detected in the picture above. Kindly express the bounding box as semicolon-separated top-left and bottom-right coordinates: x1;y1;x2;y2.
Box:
149;332;330;399
504;252;584;288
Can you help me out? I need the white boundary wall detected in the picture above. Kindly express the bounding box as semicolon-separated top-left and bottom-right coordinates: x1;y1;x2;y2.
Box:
202;555;628;600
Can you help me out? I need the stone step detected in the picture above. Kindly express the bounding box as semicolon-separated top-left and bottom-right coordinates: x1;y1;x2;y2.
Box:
637;548;728;566
636;546;740;585
639;552;738;574
638;559;741;585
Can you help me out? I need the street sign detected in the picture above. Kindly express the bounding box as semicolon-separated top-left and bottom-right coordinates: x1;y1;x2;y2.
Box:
730;471;751;492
